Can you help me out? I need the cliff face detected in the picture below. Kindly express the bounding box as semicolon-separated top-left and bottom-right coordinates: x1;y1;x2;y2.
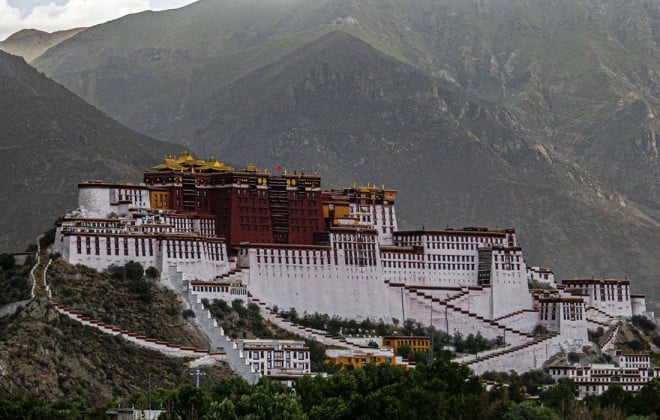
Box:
0;51;178;252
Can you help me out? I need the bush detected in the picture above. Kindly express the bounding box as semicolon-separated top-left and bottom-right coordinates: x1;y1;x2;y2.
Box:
0;254;15;271
653;336;660;348
182;309;195;319
631;315;657;334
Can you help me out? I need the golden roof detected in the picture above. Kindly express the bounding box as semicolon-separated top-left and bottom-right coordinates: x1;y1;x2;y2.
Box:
152;152;235;172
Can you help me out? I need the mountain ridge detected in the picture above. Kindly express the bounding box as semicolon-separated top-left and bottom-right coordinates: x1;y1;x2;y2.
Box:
0;51;178;252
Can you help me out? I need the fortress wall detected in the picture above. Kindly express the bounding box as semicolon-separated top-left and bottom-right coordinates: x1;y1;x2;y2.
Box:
498;311;539;333
559;319;589;341
401;292;527;345
491;269;533;319
591;300;632;318
246;250;400;321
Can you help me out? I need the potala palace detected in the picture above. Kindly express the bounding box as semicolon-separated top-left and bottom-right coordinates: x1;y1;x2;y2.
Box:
53;151;656;380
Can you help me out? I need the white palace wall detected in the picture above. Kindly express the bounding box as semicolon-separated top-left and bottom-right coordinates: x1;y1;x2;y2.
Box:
244;248;401;321
491;268;533;319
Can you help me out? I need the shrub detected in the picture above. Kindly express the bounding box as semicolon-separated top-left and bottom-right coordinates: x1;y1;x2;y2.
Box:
567;352;580;364
631;315;657;334
182;309;195;319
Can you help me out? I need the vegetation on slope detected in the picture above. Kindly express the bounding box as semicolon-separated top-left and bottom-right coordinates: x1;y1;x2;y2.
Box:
47;259;207;348
0;298;232;406
0;253;32;307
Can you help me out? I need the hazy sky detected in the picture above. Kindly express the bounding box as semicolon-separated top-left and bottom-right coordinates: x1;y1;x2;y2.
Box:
0;0;197;41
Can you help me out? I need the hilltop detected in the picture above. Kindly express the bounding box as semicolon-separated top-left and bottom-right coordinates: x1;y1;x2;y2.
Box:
0;28;86;62
0;50;179;252
10;0;660;308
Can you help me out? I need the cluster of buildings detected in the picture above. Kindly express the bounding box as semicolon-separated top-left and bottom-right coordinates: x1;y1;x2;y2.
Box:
53;152;656;391
549;351;660;398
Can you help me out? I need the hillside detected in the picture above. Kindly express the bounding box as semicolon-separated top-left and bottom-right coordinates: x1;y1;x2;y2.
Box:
0;298;232;405
0;255;231;405
0;28;86;62
21;0;660;309
0;51;178;252
47;259;207;348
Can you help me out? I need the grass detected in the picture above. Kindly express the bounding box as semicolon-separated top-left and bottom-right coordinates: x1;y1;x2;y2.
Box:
47;259;206;347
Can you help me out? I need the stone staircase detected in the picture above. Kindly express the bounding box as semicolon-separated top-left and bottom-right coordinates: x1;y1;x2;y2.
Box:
599;321;622;351
459;332;561;374
182;288;261;384
400;285;535;343
493;309;539;323
585;306;618;330
214;267;245;282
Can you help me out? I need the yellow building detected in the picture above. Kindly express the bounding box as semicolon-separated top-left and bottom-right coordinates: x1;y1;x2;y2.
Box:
325;349;397;370
382;336;431;354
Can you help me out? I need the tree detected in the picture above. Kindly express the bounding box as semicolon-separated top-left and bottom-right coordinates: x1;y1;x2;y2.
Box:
145;266;160;280
205;399;237;420
599;384;633;414
235;379;306;419
540;378;576;417
533;324;548;337
631;315;657;333
163;384;210;420
501;401;559;420
631;378;660;416
0;254;15;271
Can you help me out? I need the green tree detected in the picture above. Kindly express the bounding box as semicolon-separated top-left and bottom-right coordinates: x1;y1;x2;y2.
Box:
540;378;576;418
204;399;237;420
501;401;559;420
0;253;15;271
235;379;306;419
632;378;660;416
145;266;160;280
164;384;211;420
599;384;633;414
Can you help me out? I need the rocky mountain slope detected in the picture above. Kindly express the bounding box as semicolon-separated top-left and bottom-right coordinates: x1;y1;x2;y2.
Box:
0;28;86;62
0;51;178;252
20;0;660;308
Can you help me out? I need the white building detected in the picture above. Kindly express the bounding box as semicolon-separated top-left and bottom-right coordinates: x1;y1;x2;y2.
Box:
548;353;660;398
527;266;556;287
54;208;230;282
238;339;310;379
